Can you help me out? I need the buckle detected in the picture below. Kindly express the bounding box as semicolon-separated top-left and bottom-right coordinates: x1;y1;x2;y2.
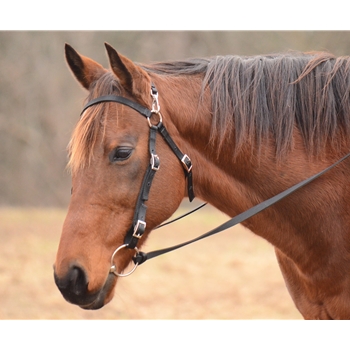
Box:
132;220;146;239
150;153;160;171
181;154;192;173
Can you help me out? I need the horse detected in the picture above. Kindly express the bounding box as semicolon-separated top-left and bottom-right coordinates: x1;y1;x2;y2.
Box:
54;43;350;319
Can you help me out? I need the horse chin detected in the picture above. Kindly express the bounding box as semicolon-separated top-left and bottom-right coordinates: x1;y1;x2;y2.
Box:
80;292;113;310
78;273;117;310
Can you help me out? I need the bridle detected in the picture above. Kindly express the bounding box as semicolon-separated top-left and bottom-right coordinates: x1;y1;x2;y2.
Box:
81;84;195;276
81;84;350;278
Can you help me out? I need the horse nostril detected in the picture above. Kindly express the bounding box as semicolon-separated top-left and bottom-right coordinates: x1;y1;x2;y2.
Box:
69;266;88;296
54;265;89;302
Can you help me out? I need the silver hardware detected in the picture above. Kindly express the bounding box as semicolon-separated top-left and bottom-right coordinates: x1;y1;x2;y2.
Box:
110;244;139;277
147;112;163;128
132;219;146;239
181;154;193;172
147;86;163;127
150;87;161;114
150;153;160;171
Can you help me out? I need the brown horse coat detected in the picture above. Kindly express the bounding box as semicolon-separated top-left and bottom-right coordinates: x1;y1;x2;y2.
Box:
54;43;350;319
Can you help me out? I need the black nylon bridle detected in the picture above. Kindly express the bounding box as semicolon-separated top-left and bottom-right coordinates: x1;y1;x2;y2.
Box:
81;85;197;275
81;84;350;277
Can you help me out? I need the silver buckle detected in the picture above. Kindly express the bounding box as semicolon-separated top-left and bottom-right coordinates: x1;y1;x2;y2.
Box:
132;220;146;239
150;153;160;171
181;154;192;172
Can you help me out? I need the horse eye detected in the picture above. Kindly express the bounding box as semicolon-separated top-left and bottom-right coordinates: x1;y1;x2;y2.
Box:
109;147;133;162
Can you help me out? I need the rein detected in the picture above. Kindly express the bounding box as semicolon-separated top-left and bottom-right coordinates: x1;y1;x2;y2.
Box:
81;84;350;277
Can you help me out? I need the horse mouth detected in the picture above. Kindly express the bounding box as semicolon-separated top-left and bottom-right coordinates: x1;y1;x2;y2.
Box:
78;290;111;310
54;266;117;310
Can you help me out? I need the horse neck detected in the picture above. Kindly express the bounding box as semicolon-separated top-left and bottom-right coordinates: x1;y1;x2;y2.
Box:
152;73;343;268
153;73;268;194
153;74;212;146
152;74;271;217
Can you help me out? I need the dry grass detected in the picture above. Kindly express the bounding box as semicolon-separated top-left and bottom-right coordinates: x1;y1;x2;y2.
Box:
0;205;302;320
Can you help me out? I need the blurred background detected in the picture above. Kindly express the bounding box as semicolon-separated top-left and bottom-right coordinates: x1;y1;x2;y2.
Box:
1;31;350;322
2;31;350;207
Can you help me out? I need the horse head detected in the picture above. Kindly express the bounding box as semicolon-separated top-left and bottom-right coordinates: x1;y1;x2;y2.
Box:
54;44;186;309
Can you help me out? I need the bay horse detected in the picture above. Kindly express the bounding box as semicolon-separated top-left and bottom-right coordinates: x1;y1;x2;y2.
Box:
54;43;350;319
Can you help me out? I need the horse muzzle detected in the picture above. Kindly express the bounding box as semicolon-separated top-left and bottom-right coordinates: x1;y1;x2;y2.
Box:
53;264;116;310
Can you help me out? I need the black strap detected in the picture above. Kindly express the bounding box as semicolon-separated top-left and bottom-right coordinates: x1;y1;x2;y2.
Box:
156;202;207;229
158;123;195;201
133;151;350;265
124;126;160;248
81;95;152;118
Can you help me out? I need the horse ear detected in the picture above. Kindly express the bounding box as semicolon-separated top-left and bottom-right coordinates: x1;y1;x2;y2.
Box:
65;43;106;90
105;42;151;100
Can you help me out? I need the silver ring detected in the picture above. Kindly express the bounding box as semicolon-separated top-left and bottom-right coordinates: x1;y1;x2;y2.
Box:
109;244;139;277
147;111;163;128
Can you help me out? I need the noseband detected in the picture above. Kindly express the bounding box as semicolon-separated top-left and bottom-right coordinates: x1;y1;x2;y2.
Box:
81;84;195;276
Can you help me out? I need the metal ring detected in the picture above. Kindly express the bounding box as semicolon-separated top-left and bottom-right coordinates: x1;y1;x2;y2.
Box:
147;112;163;128
109;244;139;277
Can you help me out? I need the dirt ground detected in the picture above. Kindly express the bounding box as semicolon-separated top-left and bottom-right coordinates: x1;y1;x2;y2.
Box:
0;205;302;320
